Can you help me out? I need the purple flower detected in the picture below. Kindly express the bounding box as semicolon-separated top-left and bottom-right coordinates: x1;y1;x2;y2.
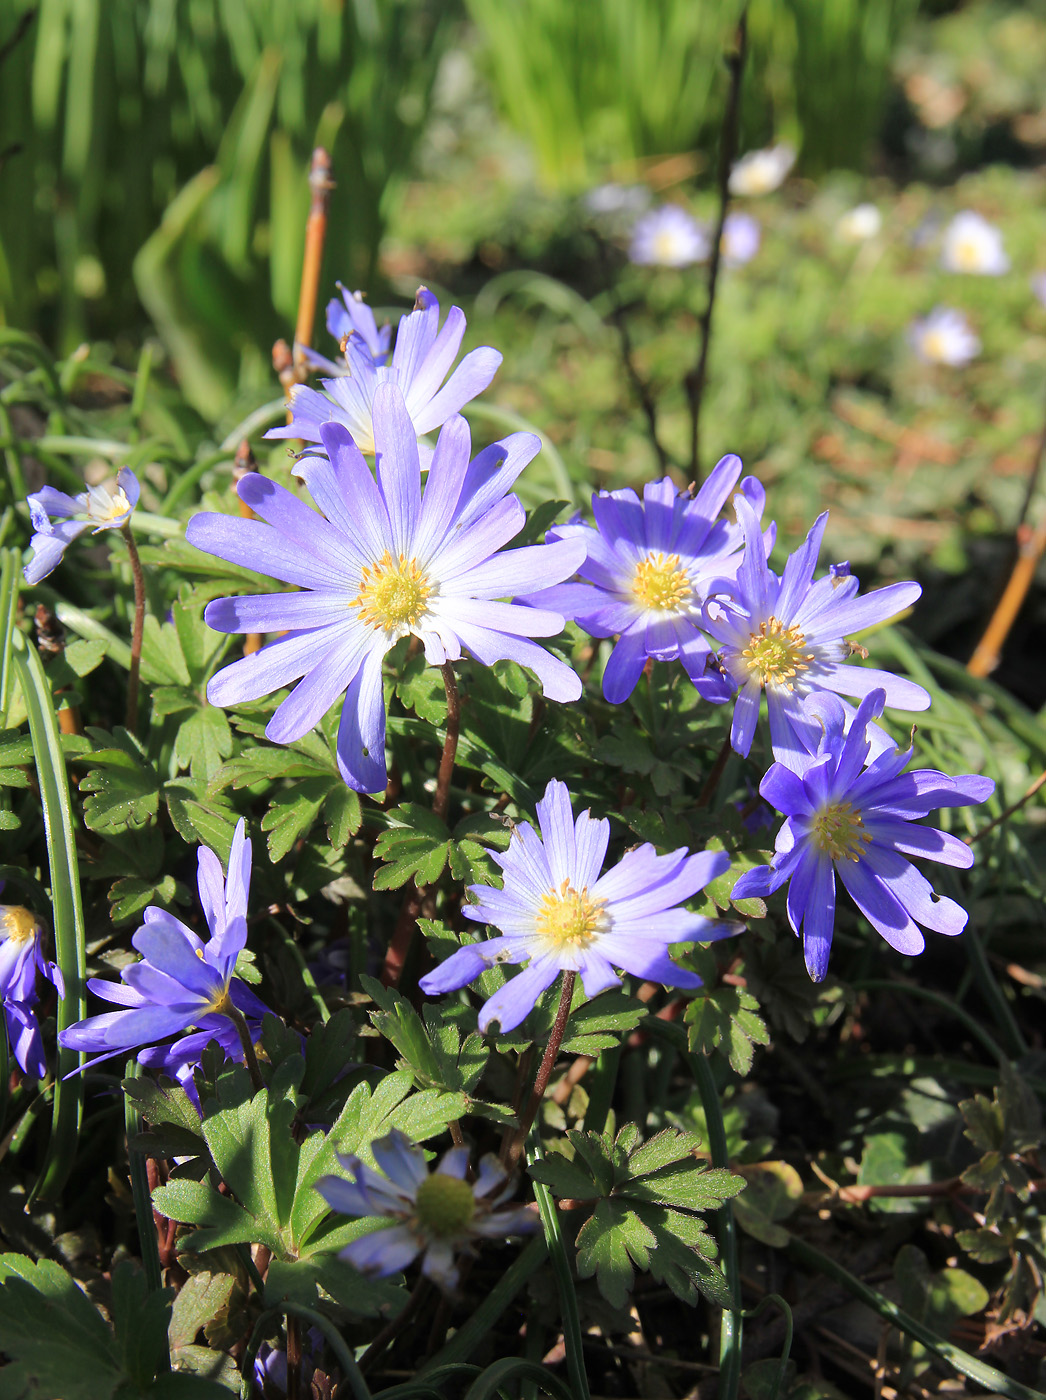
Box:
24;468;140;585
267;287;500;456
629;206;709;267
701;496;930;769
519;459;769;704
299;285;392;380
908;307;980;366
721;212;761;267
316;1129;535;1290
58;820;270;1069
419;779;734;1034
0;891;64;1079
731;690;994;980
189;387;585;794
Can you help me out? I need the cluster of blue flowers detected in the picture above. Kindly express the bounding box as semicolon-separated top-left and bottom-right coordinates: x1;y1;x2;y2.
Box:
19;279;993;1285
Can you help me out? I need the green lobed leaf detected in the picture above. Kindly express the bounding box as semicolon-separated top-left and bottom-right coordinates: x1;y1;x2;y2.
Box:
684;986;770;1075
373;804;453;890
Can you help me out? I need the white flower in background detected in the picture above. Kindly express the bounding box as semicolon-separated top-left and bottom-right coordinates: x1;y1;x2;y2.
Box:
908;307;980;366
728;144;795;197
836;204;882;242
940;211;1010;276
720;211;761;267
584;184;651;219
629;205;709;268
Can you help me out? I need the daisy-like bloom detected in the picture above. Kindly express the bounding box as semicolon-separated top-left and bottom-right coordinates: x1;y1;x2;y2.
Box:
24;467;140;585
301;285;392;378
519;457;768;704
728;144;795;197
419;778;733;1033
629;205;710;267
908;307;980;366
316;1129;535;1290
940;211;1009;276
731;690;994;980
189;386;584;794
58;820;271;1069
583;183;651;221
836;203;882;242
701;496;930;769
0;891;64;1079
267;286;501;456
720;211;761;267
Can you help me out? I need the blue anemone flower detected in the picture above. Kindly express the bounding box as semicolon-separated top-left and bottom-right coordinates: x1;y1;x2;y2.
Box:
58;820;270;1069
520;458;769;704
731;690;994;980
189;386;585;793
316;1129;535;1290
24;468;140;585
419;778;735;1033
701;495;930;768
267;286;500;456
0;891;64;1079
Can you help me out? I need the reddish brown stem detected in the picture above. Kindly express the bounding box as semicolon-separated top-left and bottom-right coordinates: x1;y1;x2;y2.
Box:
382;664;461;987
293;149;334;379
503;971;576;1169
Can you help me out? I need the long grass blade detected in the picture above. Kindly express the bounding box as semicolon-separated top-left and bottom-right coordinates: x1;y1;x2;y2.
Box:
12;630;87;1205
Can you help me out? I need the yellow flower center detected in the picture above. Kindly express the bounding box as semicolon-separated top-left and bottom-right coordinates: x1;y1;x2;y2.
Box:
741;617;814;689
922;330;950;362
952;238;982;272
535;880;609;952
414;1173;476;1238
354;550;432;634
632;551;691;612
86;484;132;527
1;907;39;945
810;802;870;862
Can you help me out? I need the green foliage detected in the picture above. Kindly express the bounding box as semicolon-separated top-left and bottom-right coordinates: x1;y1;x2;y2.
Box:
684;985;770;1076
529;1124;743;1307
0;1255;229;1398
959;1063;1042;1221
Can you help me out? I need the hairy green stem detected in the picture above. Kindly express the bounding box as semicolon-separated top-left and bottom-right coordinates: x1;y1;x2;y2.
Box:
225;1001;265;1093
504;970;576;1168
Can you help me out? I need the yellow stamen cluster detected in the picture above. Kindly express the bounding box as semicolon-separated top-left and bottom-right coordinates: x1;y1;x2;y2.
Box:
810;802;870;862
414;1173;476;1238
741;617;814;690
631;551;691;613
952;239;982;272
535;880;608;952
354;550;432;634
86;484;132;527
1;907;39;945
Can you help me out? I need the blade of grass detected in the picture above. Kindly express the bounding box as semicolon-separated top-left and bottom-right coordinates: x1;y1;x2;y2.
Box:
12;629;87;1205
0;546;21;723
528;1135;590;1400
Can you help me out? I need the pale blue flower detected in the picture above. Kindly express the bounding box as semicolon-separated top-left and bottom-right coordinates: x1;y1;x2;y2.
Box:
24;468;140;584
630;206;709;267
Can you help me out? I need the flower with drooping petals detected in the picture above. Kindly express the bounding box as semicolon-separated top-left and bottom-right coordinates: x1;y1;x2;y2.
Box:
419;779;734;1034
520;458;768;704
629;205;709;267
731;690;994;980
189;386;585;793
301;285;392;378
58;819;271;1069
701;496;930;769
908;307;980;366
836;204;882;242
728;144;795;197
940;211;1009;276
0;889;64;1079
721;211;761;267
24;468;140;585
316;1130;535;1290
267;286;500;456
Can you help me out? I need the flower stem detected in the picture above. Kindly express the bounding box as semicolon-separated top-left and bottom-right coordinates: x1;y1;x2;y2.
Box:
503;971;576;1169
687;8;748;478
286;1313;302;1400
695;734;733;809
225;1002;265;1093
382;662;461;988
358;1275;430;1375
121;522;145;733
292;149;334;380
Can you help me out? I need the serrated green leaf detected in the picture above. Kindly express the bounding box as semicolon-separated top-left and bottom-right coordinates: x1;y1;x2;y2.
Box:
325;785;362;847
264;1256;405;1319
79;734;161;833
395;653;448;725
164;781;238;854
684;986;770;1075
111;1261;173;1387
108;874;180;924
152;1180;261;1252
140;614;193;686
373;804;452;890
124;1078;208;1137
262;779;330;861
173;706;234;782
576;1200;656;1308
